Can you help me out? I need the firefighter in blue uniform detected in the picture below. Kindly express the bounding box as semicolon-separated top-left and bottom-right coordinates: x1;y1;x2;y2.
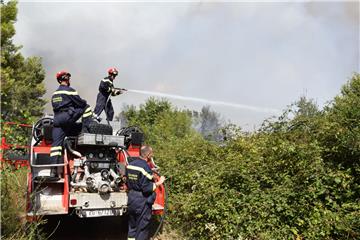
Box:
94;67;123;121
126;145;165;240
50;71;94;178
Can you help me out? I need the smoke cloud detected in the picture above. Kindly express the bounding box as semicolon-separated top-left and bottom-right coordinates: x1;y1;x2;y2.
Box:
14;1;359;130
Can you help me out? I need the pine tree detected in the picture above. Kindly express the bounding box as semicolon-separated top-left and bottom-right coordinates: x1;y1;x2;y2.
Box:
1;0;46;123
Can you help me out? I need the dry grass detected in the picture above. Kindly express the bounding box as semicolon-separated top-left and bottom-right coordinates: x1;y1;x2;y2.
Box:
1;164;45;239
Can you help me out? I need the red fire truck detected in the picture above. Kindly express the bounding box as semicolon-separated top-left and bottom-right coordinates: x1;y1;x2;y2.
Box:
2;117;166;220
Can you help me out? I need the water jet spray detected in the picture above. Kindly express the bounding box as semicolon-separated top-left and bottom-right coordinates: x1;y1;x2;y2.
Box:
126;89;280;114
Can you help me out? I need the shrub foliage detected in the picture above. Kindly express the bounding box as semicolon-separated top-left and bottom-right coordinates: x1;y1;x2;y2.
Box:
125;74;360;239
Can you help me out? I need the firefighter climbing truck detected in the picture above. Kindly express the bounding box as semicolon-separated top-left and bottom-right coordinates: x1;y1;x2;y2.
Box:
25;117;165;219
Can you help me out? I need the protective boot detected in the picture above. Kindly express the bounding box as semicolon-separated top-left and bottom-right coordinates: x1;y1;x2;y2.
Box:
48;168;60;181
81;115;98;133
57;166;63;179
94;115;102;123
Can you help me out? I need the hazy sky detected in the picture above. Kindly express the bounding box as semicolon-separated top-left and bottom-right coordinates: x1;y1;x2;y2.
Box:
14;1;359;130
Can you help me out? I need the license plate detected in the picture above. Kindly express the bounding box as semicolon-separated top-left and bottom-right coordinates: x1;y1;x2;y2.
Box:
82;209;123;218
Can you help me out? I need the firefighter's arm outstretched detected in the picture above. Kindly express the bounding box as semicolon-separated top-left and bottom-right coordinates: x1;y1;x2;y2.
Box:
111;87;127;96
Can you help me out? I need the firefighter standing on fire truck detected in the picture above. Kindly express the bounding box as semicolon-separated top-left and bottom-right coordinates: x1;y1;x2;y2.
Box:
94;67;123;121
126;145;165;240
50;71;94;178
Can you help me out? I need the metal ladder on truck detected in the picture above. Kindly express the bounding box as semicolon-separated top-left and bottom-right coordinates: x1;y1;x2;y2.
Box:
27;117;69;217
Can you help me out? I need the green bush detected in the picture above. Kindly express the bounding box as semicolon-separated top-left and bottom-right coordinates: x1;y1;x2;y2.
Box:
124;73;360;239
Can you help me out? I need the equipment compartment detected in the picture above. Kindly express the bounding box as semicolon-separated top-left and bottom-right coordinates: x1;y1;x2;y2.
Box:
77;133;125;147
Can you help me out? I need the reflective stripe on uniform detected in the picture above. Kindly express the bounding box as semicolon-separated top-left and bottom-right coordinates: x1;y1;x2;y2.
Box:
50;152;62;157
84;106;92;113
53;90;79;95
52;97;62;103
50;146;62;157
101;79;113;92
128;173;138;181
128;238;135;240
102;79;113;84
50;146;62;151
126;165;153;180
82;106;93;118
82;111;93;118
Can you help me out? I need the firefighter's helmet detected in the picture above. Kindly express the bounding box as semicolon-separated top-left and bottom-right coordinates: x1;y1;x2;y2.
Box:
108;67;118;76
56;71;71;83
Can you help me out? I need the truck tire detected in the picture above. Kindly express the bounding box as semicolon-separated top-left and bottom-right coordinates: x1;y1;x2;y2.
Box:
88;122;113;135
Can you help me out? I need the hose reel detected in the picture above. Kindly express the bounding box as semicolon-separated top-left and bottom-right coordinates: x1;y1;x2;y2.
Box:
32;117;53;144
116;126;144;147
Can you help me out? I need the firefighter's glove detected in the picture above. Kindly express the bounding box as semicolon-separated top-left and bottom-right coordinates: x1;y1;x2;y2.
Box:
111;88;122;96
155;176;166;187
94;115;102;123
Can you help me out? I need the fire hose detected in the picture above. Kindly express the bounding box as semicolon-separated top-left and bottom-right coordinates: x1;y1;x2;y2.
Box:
64;138;83;158
151;178;169;240
104;87;127;124
64;138;84;183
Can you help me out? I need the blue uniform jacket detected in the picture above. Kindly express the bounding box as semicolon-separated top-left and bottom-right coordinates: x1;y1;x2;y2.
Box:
126;158;156;205
51;85;88;126
98;77;114;98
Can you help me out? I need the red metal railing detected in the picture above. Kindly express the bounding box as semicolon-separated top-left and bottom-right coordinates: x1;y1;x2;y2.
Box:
1;122;32;168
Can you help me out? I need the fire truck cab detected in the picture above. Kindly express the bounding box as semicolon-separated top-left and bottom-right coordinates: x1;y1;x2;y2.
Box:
26;117;165;219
